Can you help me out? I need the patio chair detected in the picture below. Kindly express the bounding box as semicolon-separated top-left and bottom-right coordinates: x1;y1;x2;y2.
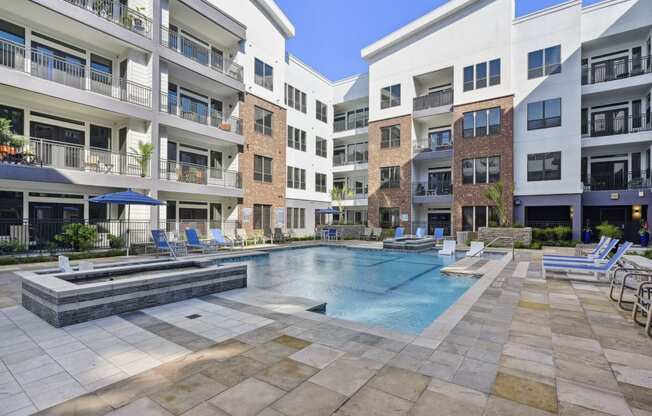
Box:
609;267;652;311
185;228;216;253
372;227;383;241
151;229;187;259
58;255;72;272
236;228;254;246
542;242;632;280
395;227;405;238
273;227;287;243
440;239;456;256
415;227;426;238
264;228;276;244
434;228;445;244
255;229;270;244
577;235;608;256
326;228;339;240
466;241;485;257
210;229;234;250
542;238;617;264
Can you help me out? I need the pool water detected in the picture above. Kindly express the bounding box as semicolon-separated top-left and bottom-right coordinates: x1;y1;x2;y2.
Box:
241;246;476;334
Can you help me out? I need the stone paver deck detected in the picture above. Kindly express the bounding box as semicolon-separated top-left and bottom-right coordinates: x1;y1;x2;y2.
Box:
0;249;650;415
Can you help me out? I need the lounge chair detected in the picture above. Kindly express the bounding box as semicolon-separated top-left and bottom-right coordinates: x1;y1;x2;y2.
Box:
235;228;253;246
255;229;270;244
395;227;405;238
415;227;426;238
326;228;340;240
58;255;72;272
434;228;444;244
210;229;234;249
632;279;652;336
440;239;456;256
151;229;187;259
609;267;652;311
542;242;632;279
542;238;617;264
185;228;216;253
577;235;608;256
466;241;485;257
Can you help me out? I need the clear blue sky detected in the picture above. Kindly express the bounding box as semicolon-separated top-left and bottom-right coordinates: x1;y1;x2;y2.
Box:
276;0;603;81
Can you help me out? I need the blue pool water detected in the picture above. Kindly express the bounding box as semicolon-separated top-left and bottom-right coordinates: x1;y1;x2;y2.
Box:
241;246;477;334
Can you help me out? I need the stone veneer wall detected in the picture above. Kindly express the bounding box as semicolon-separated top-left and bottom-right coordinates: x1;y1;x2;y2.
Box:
367;115;413;228
452;96;514;233
239;93;287;232
477;227;532;246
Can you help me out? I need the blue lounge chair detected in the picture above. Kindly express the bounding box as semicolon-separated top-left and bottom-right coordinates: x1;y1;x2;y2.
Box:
185;228;215;253
151;229;187;259
210;229;234;249
326;228;339;240
543;236;610;262
415;227;426;238
542;238;617;264
434;228;444;243
395;227;405;238
542;242;632;279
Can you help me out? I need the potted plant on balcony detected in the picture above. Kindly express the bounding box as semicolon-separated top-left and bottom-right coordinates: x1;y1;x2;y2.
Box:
219;121;232;132
131;141;154;178
639;220;649;247
0;118;22;156
582;222;593;244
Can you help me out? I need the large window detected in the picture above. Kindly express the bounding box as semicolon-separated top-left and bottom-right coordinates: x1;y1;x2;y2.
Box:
254;155;272;183
287;207;305;229
463;66;474;92
476;62;487;89
90;125;111;149
315;173;327;193
254;106;272;136
464;59;500;91
463;107;501;137
462;157;500;184
379;207;400;228
253;204;271;230
254;58;273;90
527;98;561;130
380;125;400;148
316;100;328;123
528;45;561;79
287;126;306;151
380;84;401;109
380;166;400;188
489;59;501;86
334;107;369;132
286;166;306;190
0;104;24;135
462;206;499;231
284;83;306;113
527;152;561;181
315;137;327;158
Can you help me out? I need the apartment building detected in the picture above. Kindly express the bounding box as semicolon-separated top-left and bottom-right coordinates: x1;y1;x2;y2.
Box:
0;0;650;244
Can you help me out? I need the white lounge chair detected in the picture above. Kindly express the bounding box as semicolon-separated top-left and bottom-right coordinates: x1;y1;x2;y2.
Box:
58;255;72;272
542;242;632;280
466;241;484;257
439;239;456;256
542;238;617;264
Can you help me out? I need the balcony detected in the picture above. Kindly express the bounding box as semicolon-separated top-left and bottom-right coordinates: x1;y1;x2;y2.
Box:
583;171;650;192
582;115;651;144
413;137;453;161
582;56;651;85
333;108;369;133
160;91;243;136
64;0;153;39
413;89;453;120
339;192;368;207
160;26;243;83
333;153;368;171
0;39;152;108
413;181;453;205
159;159;242;189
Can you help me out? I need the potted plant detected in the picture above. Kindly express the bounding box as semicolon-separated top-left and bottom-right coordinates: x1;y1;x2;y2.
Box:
130;141;154;178
219;122;232;131
582;222;592;244
0;118;16;155
639;220;649;247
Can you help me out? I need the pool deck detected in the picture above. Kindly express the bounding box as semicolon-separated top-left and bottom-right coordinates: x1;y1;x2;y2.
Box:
0;245;651;415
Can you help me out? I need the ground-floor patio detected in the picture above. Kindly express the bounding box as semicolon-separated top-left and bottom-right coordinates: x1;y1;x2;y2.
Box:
0;250;651;415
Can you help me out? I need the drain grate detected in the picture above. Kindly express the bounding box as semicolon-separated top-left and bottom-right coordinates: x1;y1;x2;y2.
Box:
186;314;202;319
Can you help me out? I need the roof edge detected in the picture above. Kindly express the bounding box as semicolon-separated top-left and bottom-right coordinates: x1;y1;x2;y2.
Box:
253;0;295;38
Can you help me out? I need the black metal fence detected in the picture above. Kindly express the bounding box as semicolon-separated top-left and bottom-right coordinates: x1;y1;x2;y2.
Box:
582;56;651;85
413;89;453;111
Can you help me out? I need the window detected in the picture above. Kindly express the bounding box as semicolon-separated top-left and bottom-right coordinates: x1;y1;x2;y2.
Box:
253;204;271;230
315;137;327;158
315;173;327;193
380;166;400;188
528;45;561;79
379;207;400;228
90;125;111;149
527;98;561;130
462;157;500;184
489;59;501;86
254;58;273;90
254;106;272;136
315;209;327;226
287;126;306;151
0;104;24;135
476;62;487;89
527;152;561;181
463;206;495;231
462;107;501;137
254;155;272;183
380;125;400;148
380;84;401;109
287;207;305;229
286;166;305;189
316;100;328;123
284;84;306;113
463;66;474;92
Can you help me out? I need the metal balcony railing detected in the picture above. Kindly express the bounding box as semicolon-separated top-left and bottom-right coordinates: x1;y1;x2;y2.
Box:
413;137;453;153
342;192;368;200
413;88;453;112
582;115;651;138
160;26;244;82
582;56;651;85
413;181;452;196
160;92;243;135
333;153;368;166
583;171;651;191
159;159;242;188
0;39;152;107
64;0;153;39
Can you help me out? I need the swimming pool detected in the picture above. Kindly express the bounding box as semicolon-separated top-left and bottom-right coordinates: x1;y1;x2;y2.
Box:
240;246;477;334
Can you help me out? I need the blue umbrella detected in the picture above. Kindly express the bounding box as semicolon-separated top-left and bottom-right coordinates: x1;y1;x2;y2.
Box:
316;208;339;214
89;189;164;256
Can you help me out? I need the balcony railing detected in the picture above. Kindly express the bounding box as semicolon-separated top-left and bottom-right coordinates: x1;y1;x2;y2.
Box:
1;138;148;177
160;26;244;82
333;153;368;167
333;109;369;132
160;92;243;135
582;56;651;85
413;181;452;196
64;0;153;39
582;115;651;138
0;39;152;107
342;192;368;200
583;171;651;191
159;159;242;188
413;89;453;112
413;137;453;153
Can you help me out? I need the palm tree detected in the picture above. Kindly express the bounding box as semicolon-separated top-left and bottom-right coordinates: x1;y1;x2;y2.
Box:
484;181;510;227
330;185;354;224
131;141;155;177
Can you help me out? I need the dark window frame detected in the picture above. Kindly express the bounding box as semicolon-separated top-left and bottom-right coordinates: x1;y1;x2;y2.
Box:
380;125;401;148
254;106;273;136
254;58;273;90
527;98;562;130
380;166;400;188
527;152;561;181
380;84;401;109
253;155;272;183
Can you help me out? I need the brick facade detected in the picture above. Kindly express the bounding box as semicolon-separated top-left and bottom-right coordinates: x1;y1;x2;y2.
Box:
239;93;287;232
452;95;514;233
368;115;413;229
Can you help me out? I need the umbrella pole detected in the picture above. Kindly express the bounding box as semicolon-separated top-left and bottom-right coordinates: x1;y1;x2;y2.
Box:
127;204;130;257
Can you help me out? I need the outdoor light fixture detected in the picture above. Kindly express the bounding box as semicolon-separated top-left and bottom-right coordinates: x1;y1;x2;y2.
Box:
514;199;521;206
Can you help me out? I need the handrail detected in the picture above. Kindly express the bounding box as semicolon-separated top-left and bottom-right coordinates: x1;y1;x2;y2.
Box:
468;235;514;258
64;0;153;39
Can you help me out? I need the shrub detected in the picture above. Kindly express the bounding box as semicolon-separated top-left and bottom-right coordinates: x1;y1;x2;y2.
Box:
0;239;26;254
552;225;572;241
595;222;622;240
54;223;98;252
108;234;125;249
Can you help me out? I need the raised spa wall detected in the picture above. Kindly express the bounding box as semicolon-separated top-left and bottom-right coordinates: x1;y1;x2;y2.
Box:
19;256;259;327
